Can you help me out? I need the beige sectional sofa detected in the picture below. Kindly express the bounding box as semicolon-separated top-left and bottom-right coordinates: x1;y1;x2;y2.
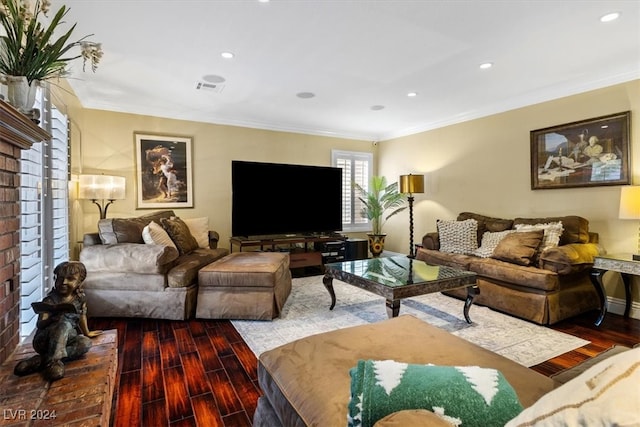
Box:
417;212;601;325
79;210;229;320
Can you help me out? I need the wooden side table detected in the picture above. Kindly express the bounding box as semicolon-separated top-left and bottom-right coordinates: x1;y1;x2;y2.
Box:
590;253;639;326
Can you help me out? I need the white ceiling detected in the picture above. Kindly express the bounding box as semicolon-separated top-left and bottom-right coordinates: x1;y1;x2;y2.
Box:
61;1;640;141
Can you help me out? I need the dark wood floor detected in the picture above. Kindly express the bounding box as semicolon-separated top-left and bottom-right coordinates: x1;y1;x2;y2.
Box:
88;309;640;427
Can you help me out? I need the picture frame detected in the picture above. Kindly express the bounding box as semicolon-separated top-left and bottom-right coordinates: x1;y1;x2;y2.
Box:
134;133;193;208
530;111;631;190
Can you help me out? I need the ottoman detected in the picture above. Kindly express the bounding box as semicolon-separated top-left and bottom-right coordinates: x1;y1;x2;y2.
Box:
196;252;292;320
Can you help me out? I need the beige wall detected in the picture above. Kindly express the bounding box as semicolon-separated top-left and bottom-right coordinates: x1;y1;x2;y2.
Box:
378;80;640;305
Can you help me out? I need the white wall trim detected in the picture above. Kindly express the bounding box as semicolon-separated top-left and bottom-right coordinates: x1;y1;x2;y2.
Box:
606;296;640;320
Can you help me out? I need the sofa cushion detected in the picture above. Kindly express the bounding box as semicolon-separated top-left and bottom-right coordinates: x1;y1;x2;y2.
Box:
142;221;177;249
374;410;454;427
473;230;515;258
437;219;478;255
98;210;175;245
166;247;229;288
538;242;601;274
514;221;563;253
468;257;559;291
458;212;514;245
79;243;179;274
161;217;199;255
513;215;589;245
491;230;544;267
416;248;475;271
182;217;210;248
506;347;640;427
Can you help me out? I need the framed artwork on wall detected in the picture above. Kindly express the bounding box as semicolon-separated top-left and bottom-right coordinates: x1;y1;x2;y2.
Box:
530;111;631;190
134;133;194;208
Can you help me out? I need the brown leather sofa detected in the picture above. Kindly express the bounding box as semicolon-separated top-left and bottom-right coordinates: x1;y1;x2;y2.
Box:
79;210;229;320
417;212;601;325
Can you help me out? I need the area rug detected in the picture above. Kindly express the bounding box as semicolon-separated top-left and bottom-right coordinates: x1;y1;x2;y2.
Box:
231;276;589;367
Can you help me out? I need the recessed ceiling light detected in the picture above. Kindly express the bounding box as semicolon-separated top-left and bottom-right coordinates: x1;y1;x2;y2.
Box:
221;52;234;59
407;92;418;97
600;12;620;22
479;62;493;70
258;0;270;2
296;92;315;99
371;105;385;111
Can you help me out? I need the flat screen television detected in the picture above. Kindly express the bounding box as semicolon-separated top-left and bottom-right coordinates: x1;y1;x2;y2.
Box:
232;160;343;237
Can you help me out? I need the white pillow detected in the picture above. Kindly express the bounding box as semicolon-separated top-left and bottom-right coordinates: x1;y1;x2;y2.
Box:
506;347;640;426
182;217;209;248
514;221;563;252
473;230;515;258
437;219;478;255
142;221;177;249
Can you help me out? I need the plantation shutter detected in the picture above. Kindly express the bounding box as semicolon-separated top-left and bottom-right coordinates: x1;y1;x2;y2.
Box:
331;150;373;231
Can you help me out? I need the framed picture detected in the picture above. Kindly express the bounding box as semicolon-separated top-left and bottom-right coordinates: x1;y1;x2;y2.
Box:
134;133;193;208
530;111;631;190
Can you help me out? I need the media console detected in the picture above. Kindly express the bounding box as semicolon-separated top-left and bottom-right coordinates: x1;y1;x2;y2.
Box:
229;235;347;270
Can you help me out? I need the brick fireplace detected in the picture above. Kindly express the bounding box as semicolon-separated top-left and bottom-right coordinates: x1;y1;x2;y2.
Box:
0;101;50;365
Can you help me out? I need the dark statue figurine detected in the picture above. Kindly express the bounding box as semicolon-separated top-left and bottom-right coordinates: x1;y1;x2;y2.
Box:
14;261;102;381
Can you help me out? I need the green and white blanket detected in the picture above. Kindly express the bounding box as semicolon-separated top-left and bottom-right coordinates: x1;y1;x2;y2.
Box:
347;360;523;427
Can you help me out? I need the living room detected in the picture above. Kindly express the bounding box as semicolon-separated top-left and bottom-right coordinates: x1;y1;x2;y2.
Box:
1;1;639;426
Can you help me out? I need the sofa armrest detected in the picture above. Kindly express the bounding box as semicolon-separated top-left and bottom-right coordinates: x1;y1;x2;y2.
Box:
80;243;179;274
83;232;102;246
208;230;220;249
539;243;601;275
421;232;440;250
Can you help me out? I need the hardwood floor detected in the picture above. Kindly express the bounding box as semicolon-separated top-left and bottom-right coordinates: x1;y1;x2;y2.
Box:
88;310;640;427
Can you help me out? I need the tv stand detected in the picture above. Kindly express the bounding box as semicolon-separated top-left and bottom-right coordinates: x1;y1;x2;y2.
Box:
229;235;346;269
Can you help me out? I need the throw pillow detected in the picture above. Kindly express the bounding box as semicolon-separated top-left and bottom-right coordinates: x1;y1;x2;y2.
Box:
437;219;478;255
182;217;209;248
473;230;515;258
491;230;544;266
505;347;640;427
142;221;177;249
348;359;523;427
514;221;563;253
160;217;199;255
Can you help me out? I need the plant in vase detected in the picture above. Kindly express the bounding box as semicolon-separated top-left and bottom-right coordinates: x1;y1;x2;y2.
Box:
0;0;103;114
354;175;406;257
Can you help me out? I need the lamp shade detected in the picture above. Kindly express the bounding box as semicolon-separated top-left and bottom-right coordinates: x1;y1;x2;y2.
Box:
619;186;640;219
399;174;424;194
78;174;126;200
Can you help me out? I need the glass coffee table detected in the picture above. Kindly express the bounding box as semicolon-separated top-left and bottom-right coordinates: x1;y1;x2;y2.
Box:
323;256;478;322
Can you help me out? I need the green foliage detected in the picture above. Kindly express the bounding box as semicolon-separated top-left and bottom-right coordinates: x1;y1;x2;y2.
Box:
354;175;406;235
0;0;101;84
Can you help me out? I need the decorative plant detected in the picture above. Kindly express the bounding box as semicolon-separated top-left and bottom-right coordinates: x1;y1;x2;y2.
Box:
0;0;102;84
354;175;406;235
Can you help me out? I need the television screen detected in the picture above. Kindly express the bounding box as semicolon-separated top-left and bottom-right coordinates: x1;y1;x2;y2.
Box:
232;160;343;237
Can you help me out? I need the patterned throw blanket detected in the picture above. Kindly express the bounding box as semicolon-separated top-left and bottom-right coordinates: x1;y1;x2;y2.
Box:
348;360;524;427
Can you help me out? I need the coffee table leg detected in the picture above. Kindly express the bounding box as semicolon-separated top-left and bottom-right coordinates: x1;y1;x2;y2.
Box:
386;299;400;318
322;274;336;310
464;285;479;324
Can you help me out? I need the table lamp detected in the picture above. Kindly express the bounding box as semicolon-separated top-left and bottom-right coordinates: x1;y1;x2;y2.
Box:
399;174;425;258
78;174;126;219
618;185;640;261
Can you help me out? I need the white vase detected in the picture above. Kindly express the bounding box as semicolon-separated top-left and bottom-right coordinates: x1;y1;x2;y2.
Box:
5;76;38;113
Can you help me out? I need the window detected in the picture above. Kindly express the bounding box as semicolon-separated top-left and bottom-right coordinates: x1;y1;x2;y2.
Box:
332;150;373;232
19;85;70;338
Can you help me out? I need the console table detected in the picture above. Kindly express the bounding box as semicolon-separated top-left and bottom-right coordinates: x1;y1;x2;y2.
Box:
590;253;639;326
229;235;346;269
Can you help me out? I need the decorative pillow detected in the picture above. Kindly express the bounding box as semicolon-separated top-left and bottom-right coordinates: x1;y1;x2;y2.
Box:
160;217;199;255
514;221;563;253
437;219;478;255
348;360;523;427
182;217;209;248
142;221;177;249
491;230;544;266
506;347;640;427
473;230;515;258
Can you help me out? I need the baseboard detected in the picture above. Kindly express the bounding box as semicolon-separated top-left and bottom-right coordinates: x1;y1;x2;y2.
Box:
606;296;640;320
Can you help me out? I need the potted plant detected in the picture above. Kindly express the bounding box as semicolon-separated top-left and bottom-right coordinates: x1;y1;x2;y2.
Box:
0;0;102;113
354;175;406;257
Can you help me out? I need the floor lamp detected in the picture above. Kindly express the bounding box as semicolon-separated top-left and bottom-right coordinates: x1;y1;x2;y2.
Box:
399;174;424;258
78;174;126;219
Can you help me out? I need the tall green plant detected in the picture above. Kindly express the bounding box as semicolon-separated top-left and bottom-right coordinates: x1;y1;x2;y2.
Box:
0;0;102;84
354;176;406;235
